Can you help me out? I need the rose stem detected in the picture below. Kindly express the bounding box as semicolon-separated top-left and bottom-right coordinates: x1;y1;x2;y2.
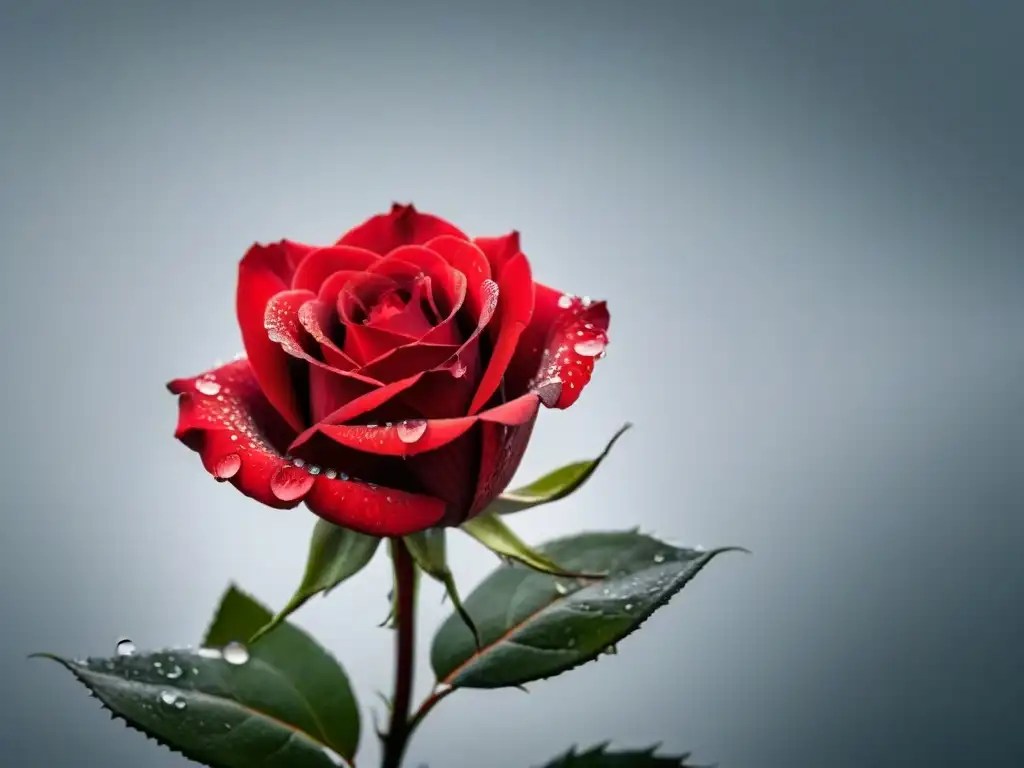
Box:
381;537;417;768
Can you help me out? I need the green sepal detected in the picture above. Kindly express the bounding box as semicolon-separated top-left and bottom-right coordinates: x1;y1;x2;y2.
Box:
248;520;380;644
403;529;480;648
462;512;606;578
489;423;631;516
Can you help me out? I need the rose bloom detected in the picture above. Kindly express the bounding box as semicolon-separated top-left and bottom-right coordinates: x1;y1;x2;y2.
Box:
168;205;609;536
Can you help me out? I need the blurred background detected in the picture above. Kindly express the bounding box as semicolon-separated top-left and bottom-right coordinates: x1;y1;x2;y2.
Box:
1;1;1022;766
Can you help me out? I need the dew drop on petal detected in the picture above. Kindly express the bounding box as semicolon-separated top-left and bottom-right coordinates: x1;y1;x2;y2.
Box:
557;294;574;309
307;464;321;475
397;419;427;444
222;641;250;665
450;358;468;378
324;468;338;480
195;379;221;396
213;453;241;480
270;465;316;502
534;378;563;407
114;638;135;657
573;338;606;358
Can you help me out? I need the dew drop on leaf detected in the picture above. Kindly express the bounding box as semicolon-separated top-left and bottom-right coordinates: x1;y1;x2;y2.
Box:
165;664;183;680
114;638;135;657
397;419;427;444
222;641;250;666
159;690;185;710
197;647;222;660
653;553;666;564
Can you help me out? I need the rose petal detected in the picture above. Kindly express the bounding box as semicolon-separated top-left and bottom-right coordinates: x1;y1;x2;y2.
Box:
468;405;539;520
310;391;540;459
426;236;492;324
467;252;535;415
358;340;463;384
167;359;308;509
304;473;447;536
473;231;521;279
237;244;310;432
289;373;426;452
336;203;468;254
529;294;610;409
298;299;357;370
291;245;379;293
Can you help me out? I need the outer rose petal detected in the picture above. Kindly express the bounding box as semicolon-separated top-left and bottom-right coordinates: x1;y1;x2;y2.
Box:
337;203;468;254
237;243;310;432
469;406;539;519
473;231;521;279
530;295;610;409
168;359;446;536
167;359;306;509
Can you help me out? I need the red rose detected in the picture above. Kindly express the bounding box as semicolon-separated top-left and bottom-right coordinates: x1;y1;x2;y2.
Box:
168;204;609;536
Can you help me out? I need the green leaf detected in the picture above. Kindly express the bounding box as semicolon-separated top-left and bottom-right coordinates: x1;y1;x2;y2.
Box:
403;529;480;648
538;742;707;767
461;513;605;578
248;521;380;644
431;530;743;688
489;423;631;516
31;643;357;768
203;585;360;759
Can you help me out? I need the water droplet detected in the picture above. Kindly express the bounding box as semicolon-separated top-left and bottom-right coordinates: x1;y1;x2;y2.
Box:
222;642;250;665
450;358;468;378
307;464;321;475
213;453;241;480
197;647;222;660
115;638;135;657
653;553;666;564
159;690;184;709
624;603;634;612
557;294;574;309
165;665;183;680
153;661;162;669
573;338;606;358
554;582;569;595
292;457;306;468
270;465;316;501
397;419;427;444
581;296;592;307
602;644;619;656
434;682;454;695
324;468;338;480
321;747;346;766
195;379;221;396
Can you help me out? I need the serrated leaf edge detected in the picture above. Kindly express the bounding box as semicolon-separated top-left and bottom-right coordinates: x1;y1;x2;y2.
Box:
539;740;710;768
30;653;353;768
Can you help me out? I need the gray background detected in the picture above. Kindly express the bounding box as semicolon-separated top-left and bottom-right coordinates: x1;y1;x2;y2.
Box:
2;1;1022;766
